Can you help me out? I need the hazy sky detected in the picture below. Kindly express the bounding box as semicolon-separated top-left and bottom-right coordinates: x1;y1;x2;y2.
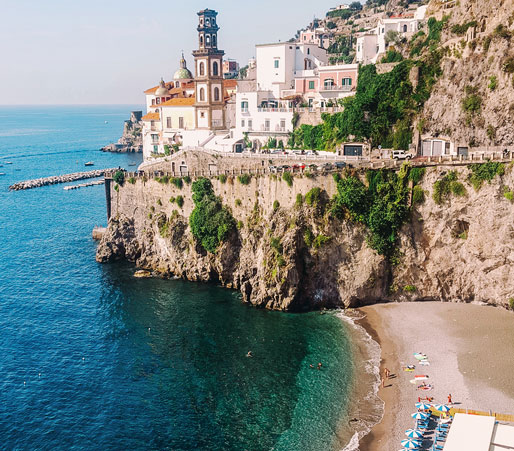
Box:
0;0;348;105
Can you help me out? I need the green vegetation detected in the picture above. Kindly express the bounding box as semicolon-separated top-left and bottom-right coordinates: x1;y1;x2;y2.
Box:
408;167;426;185
156;175;169;184
237;220;244;230
157;199;162;206
509;298;514;310
237;174;251;185
410;16;449;56
504;188;514;202
462;85;482;115
282;171;293;187
327;35;355;64
235;199;242;207
273;200;280;211
468;162;505;190
305;187;322;208
451;21;477;36
218;174;227;184
331;167;416;257
183;176;192;184
502;56;514;74
432;171;466;204
169;196;175;203
380;49;403;63
295;193;303;207
164;145;171;156
493;24;512;40
488;75;498;91
303;228;314;247
189;178;235;253
487;125;496;141
113;170;125;186
175;195;184;208
171;177;183;189
313;234;331;248
128;177;136;185
412;185;425;204
114;184;119;192
483;36;492;52
288;57;441;150
404;285;417;293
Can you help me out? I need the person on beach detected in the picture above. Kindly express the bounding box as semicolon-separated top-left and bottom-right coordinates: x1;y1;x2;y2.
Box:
448;394;452;404
385;368;390;379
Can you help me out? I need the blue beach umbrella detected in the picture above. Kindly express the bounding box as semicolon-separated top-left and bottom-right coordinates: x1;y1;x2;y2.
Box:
415;402;432;410
401;438;422;449
405;428;424;439
433;404;451;413
411;411;429;420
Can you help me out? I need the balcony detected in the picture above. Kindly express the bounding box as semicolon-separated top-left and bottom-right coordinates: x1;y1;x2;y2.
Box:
275;126;286;132
257;107;293;113
241;108;249;114
320;85;354;92
261;125;270;132
212;119;224;128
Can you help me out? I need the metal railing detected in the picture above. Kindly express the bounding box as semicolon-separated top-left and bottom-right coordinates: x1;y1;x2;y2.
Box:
320;85;353;92
257;107;294;113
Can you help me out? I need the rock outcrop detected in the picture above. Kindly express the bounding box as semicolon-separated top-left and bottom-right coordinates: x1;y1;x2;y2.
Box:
96;165;514;311
102;111;143;153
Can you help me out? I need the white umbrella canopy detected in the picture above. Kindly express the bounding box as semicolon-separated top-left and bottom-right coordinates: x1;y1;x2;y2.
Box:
433;404;451;413
415;402;432;410
405;428;424;439
411;411;430;420
401;438;422;449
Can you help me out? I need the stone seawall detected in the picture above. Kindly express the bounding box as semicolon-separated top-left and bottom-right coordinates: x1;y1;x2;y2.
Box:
96;165;514;311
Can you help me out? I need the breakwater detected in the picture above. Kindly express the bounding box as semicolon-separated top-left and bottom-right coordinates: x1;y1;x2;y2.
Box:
9;168;117;191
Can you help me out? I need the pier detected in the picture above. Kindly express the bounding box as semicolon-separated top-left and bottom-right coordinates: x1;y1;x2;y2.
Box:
9;168;118;191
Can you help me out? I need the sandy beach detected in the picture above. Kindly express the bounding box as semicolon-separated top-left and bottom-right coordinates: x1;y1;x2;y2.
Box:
357;302;514;451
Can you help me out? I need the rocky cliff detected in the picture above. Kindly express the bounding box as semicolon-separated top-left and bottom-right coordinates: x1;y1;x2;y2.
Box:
96;164;514;311
102;111;143;153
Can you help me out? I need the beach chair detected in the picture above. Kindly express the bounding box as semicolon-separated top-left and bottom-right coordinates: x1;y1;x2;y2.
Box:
432;445;444;451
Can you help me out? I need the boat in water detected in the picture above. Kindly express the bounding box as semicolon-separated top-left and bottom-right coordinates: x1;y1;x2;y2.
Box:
128;163;137;167
84;161;94;167
5;161;12;164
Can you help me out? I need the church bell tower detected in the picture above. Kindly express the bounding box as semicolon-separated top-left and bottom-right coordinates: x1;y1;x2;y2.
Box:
192;9;225;131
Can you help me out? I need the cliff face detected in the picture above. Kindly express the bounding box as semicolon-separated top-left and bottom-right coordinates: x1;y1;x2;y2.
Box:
97;165;514;311
102;111;143;153
421;0;514;147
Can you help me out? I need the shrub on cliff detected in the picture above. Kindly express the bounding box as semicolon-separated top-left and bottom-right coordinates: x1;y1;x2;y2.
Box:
468;162;505;190
113;170;125;186
282;172;293;187
189;178;235;253
237;174;251;185
171;177;183;189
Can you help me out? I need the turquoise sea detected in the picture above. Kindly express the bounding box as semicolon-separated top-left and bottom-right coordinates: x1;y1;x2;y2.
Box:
0;106;370;450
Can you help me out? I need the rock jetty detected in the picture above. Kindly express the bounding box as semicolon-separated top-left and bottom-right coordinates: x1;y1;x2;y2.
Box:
9;168;117;191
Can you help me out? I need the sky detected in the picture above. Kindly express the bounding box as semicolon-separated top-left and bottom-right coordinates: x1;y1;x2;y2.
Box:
0;0;350;105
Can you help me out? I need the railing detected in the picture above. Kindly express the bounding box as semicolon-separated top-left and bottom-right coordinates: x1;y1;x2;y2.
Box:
320;85;353;92
241;108;249;114
275;126;286;132
257;107;294;113
212;120;223;128
261;126;270;131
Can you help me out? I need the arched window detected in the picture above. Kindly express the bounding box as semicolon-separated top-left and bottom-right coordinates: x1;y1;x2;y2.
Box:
403;24;407;33
212;35;217;47
307;48;310;54
206;18;210;26
206;35;211;46
214;87;220;101
176;81;180;87
200;35;204;47
199;62;205;76
213;61;219;76
324;78;334;89
200;88;205;101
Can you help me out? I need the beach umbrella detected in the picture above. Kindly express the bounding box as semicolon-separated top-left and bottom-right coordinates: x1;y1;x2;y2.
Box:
415;402;432;410
405;429;424;439
401;438;422;449
411;411;429;420
433;404;451;413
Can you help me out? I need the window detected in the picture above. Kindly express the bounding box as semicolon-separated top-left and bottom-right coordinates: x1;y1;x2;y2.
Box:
274;59;279;69
200;35;204;47
167;117;172;128
309;81;315;89
206;18;210;26
214;87;220;101
324;78;334;88
212;35;217;47
156;97;160;104
176;81;180;87
212;19;216;26
206;35;210;46
241;101;249;112
199;62;205;76
248;120;252;130
200;112;205;118
342;78;352;86
151;99;155;105
280;119;286;129
403;24;407;33
213;61;219;76
241;120;245;127
264;119;270;130
179;117;184;128
199;87;205;101
307;48;310;54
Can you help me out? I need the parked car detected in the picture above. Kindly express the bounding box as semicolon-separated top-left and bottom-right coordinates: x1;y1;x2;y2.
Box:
268;165;278;173
392;150;413;160
281;165;291;171
321;163;333;171
335;162;347;169
292;164;300;171
308;163;318;170
299;163;306;170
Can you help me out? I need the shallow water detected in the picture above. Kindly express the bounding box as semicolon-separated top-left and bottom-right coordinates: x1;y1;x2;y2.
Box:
0;106;363;450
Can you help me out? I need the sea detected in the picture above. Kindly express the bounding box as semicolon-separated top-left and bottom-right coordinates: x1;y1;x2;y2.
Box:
0;106;380;451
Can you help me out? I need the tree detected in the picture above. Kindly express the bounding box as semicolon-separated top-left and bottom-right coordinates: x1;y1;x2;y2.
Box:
385;30;400;45
350;1;363;10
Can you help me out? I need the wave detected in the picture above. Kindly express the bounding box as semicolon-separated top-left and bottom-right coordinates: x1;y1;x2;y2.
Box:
337;310;384;451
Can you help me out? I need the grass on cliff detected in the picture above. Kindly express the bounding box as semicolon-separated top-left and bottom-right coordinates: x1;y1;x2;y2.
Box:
331;165;423;258
468;162;505;190
189;178;235;253
433;171;467;204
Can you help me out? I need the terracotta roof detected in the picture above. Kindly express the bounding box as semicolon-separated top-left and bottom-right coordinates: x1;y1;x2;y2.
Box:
141;112;160;121
182;81;195;88
223;79;238;88
160;97;196;107
144;81;174;94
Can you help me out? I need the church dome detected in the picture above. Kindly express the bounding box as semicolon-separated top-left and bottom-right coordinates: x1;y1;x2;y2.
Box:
155;78;169;96
174;53;193;80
